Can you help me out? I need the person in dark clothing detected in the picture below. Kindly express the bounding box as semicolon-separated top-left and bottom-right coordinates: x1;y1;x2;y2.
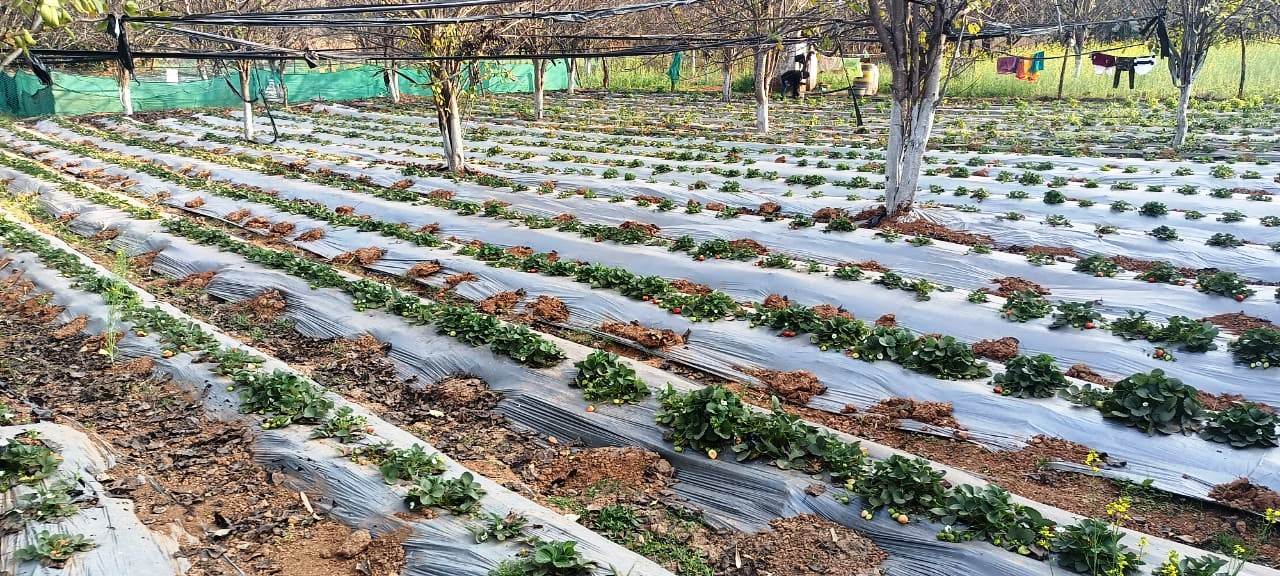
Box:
780;69;804;98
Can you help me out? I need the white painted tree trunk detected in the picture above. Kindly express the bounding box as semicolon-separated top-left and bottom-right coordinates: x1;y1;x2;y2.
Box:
753;48;768;134
566;59;576;95
883;57;945;217
436;79;465;173
388;65;401;104
532;59;545;120
240;67;254;141
1173;82;1192;148
118;69;133;116
722;53;732;103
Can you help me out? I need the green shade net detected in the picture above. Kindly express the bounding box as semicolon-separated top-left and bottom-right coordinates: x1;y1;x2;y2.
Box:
1;60;569;118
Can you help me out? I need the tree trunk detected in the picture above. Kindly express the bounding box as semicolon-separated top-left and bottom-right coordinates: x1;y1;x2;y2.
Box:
1173;82;1192;148
884;57;945;217
118;67;133;116
239;64;254;141
388;63;402;104
1056;46;1068;99
753;47;769;134
1238;28;1246;100
602;58;610;92
1072;39;1084;78
566;59;576;95
435;77;465;173
721;50;732;103
532;58;545;120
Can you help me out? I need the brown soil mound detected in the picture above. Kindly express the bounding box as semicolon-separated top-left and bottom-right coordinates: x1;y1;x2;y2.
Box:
552;213;577;224
706;202;727;212
92;228;119;241
526;295;569;323
243;216;270;229
51;315;88;340
600;321;686;349
874;314;897;327
758;201;781;215
745;368;826;405
633;194;665;204
406;260;443;279
1065;364;1113;386
427;189;454;201
991;276;1050;297
849;260;888;273
269;221;296;236
730;238;769;255
1023;245;1078;258
178;271;216;289
1109;255;1157;272
1202;312;1273;335
763;294;790;309
534;447;672;494
869;398;961;428
417;223;441;235
129;250;160;271
671;279;712;295
56;211;80;223
812;207;847;222
442;272;476;290
972;337;1020;361
882;219;992;247
295;227;325;242
390;178;414;190
1210;479;1280;514
717;515;886;576
183;196;206;208
231;289;287;321
111;356;156;377
1195;391;1270;413
620;220;661;236
333;247;386;266
812;304;853;320
851;205;887;222
504;246;535;258
225;208;251;222
477;290;524;315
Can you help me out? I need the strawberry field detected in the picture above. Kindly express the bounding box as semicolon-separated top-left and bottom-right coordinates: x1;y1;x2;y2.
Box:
2;93;1279;576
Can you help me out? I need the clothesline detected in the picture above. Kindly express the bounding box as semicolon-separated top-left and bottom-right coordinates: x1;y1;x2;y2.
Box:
988;41;1154;61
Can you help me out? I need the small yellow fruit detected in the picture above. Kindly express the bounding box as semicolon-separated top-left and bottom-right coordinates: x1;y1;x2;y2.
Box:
896;514;909;524
707;449;718;460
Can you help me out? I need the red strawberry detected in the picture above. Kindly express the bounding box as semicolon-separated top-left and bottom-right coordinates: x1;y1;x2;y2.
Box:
1236;294;1246;302
993;386;1003;394
697;255;706;261
1154;349;1165;358
1084;322;1096;329
671;306;682;314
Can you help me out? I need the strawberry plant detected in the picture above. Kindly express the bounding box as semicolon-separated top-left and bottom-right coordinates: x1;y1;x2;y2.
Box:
994;355;1067;399
811;316;870;352
233;369;333;429
689;239;757;261
874;271;908;290
1052;518;1142;576
655;384;753;453
312;406;369;443
1154;553;1228;576
15;531;95;566
435;306;501;346
1138;201;1168;217
1049;301;1103;330
734;401;824;468
854;455;947;514
1109;311;1160;340
1072;255;1118;277
405;472;486;514
749;303;821;335
0;433;61;491
663;291;738;321
572;351;650;403
1194;271;1255;300
1202;402;1279;448
1137;261;1183;284
1155;316;1219;353
490;325;567;368
379;444;447;483
1147;225;1180;241
1101;370;1204;435
469;512;528;543
825;217;856;232
904;335;991;380
520;540;597;576
931;484;1054;556
1206;232;1244;248
1000;291;1052;322
5;478;80;526
854;326;915;362
1230;328;1280;369
833;264;865;280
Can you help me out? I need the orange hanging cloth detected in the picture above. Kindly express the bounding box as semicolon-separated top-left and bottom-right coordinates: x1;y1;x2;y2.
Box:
1015;57;1039;82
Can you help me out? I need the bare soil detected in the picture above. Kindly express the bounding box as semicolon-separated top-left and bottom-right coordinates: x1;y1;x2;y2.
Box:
600;320;687;349
526;295;570;323
743;368;826;405
972;337;1020;361
990;276;1051;297
715;515;886;576
1202;312;1273;335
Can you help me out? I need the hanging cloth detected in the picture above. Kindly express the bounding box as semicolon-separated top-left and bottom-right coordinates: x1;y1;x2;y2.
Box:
1029;51;1045;73
1134;56;1156;76
1155;19;1173;59
667;52;683;88
996;56;1018;75
1113;57;1137;89
1015;57;1030;80
1091;53;1116;75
